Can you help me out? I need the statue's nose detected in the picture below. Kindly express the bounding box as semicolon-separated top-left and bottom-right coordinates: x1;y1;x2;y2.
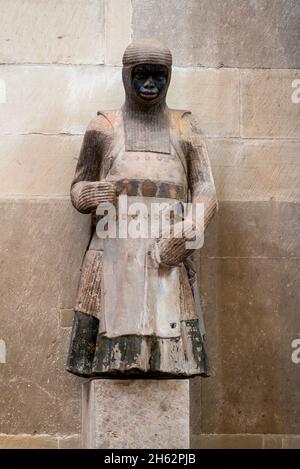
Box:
144;77;155;88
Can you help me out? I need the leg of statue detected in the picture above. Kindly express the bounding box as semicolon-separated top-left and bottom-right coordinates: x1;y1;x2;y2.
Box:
66;249;103;377
67;311;99;377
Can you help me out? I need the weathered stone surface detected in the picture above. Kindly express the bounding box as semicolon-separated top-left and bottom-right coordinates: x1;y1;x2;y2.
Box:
82;380;189;448
282;436;300;448
0;135;81;196
190;201;300;435
59;309;75;328
132;0;300;68
0;339;6;363
195;255;300;434
191;433;300;449
0;78;6;103
202;201;300;259
0;66;238;137
241;70;300;138
0;66;124;135
0;0;105;64
168;68;239;137
58;434;81;449
263;435;283;449
191;434;263;449
207;139;300;202
105;0;132;65
0;199;90;434
0;434;58;449
189;377;202;440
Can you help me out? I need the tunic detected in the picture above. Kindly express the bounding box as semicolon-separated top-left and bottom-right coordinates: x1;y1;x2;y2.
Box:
66;106;217;378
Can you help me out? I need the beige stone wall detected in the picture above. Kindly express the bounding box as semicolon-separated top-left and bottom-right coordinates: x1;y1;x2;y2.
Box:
0;0;299;449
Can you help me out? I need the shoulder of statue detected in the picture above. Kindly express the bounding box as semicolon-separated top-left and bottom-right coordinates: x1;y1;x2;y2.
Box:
169;109;190;137
169;108;191;122
96;110;118;126
84;111;117;141
169;109;204;144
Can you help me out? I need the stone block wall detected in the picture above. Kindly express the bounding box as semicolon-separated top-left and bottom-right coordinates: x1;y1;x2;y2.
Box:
0;0;299;448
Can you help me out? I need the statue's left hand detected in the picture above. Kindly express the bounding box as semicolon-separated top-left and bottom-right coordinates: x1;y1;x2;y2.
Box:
151;220;202;267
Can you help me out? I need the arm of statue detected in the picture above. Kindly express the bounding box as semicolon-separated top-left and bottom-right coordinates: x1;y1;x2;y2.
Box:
70;116;116;214
153;112;218;266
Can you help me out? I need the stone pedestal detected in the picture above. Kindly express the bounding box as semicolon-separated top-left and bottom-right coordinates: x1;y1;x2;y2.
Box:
82;379;189;449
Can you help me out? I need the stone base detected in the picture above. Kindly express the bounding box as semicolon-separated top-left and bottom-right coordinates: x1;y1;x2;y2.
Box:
82;379;189;449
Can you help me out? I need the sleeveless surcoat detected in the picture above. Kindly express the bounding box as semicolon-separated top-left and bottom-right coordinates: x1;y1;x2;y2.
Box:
67;108;210;378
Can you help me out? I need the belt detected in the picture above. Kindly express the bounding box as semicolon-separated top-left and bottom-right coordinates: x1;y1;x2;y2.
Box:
115;179;187;202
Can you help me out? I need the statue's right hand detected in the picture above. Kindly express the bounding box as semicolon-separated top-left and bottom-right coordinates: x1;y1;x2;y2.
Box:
71;181;116;213
89;181;117;206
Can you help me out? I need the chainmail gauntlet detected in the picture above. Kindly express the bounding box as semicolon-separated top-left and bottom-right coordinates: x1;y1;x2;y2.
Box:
71;181;116;214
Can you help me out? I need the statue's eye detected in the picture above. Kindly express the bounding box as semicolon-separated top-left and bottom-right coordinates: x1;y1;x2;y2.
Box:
135;73;145;80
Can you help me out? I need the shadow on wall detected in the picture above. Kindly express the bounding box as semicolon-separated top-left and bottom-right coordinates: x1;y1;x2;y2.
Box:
191;201;300;439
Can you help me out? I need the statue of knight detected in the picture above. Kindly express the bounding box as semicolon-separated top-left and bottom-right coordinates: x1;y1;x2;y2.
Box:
66;39;218;378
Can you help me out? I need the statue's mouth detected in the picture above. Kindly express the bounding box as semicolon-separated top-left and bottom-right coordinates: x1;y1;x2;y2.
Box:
139;91;158;100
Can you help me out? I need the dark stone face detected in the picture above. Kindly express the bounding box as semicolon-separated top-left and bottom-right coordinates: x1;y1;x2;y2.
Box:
132;63;168;101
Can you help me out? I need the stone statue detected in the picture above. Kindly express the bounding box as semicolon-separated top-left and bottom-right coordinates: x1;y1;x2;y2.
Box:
66;39;217;378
